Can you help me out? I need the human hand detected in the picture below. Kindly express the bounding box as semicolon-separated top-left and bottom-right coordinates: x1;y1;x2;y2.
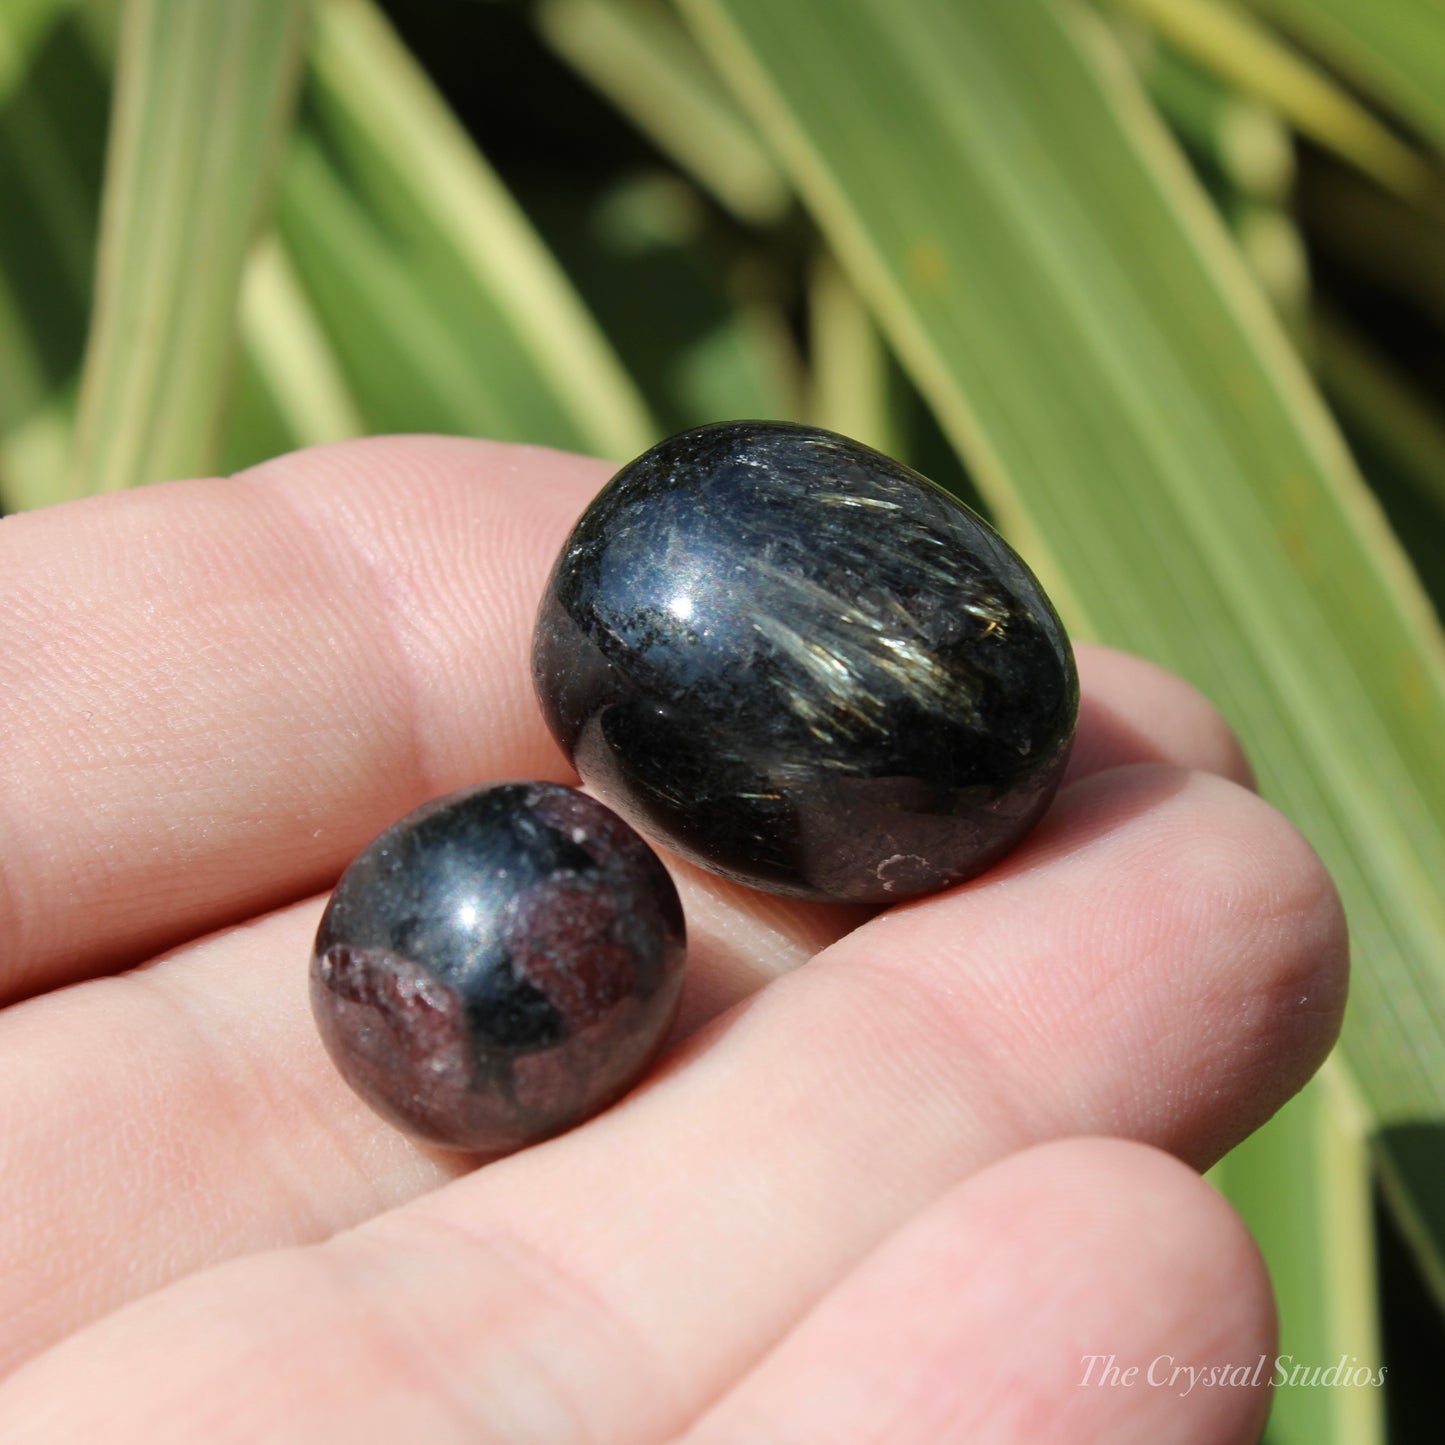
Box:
0;437;1347;1443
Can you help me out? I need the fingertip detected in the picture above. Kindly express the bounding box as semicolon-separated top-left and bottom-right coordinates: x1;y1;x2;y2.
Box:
835;762;1348;1172
1069;645;1255;789
685;1135;1276;1445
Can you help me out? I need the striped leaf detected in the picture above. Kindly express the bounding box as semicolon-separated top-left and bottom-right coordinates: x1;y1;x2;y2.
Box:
1244;0;1445;157
301;0;655;461
679;0;1445;1306
1110;0;1433;196
66;0;309;495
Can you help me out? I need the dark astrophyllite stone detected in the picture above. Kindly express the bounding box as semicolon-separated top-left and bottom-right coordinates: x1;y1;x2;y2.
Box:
532;421;1078;904
310;782;686;1153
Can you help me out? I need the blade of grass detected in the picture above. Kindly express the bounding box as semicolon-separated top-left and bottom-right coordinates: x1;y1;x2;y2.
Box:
680;0;1445;1310
0;279;73;511
1112;21;1312;350
220;341;305;480
66;0;309;495
0;26;95;296
236;231;364;453
525;171;802;432
0;0;68;104
26;2;361;485
275;120;667;447
537;0;788;225
1107;0;1433;198
673;272;804;425
1134;34;1296;201
1228;196;1310;339
808;249;897;456
274;131;551;440
0;4;108;509
1243;0;1445;159
1214;1066;1385;1445
304;0;654;460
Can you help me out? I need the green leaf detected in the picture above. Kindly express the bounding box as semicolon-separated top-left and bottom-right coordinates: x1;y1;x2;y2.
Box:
65;0;309;496
0;3;107;509
679;0;1445;1307
238;232;365;452
275;129;577;442
0;277;74;512
807;250;898;456
1227;197;1310;340
1214;1066;1385;1445
534;172;804;431
1243;0;1445;159
301;0;655;461
1108;0;1433;197
1128;30;1296;201
0;0;69;106
537;0;789;225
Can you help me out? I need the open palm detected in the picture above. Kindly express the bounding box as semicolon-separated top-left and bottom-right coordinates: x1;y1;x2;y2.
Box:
0;437;1346;1443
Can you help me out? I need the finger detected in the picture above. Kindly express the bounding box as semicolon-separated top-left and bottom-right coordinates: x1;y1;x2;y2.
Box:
0;765;1345;1439
0;652;1254;1371
0;866;853;1378
0;436;605;1000
1;432;1247;1001
682;1138;1274;1445
1066;645;1254;790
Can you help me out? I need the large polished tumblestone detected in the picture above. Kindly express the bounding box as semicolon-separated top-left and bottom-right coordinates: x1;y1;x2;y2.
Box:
532;421;1078;903
311;782;686;1153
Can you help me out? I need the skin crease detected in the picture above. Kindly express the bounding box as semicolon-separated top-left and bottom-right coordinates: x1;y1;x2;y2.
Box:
0;436;1347;1443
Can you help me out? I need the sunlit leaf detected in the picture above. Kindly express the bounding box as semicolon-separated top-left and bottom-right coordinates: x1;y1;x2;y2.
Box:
66;0;309;495
680;0;1445;1310
1244;0;1445;158
240;233;364;452
807;250;897;456
1128;29;1295;200
302;0;655;460
0;2;106;509
1214;1065;1385;1445
537;0;788;225
1110;0;1433;197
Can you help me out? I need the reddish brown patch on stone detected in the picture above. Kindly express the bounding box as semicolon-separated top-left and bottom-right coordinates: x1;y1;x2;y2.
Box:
313;944;473;1125
505;880;637;1031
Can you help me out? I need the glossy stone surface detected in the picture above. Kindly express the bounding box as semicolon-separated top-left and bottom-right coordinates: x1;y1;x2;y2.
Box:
311;782;686;1153
532;421;1078;903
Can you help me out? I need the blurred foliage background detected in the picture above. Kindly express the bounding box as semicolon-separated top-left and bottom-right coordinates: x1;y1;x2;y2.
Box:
3;0;1445;1437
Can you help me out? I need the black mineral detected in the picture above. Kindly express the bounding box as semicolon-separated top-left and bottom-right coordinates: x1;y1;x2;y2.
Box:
532;421;1078;903
311;782;686;1153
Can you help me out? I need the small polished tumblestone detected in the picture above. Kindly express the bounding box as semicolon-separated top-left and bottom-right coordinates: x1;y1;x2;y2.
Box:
310;782;686;1153
533;421;1078;903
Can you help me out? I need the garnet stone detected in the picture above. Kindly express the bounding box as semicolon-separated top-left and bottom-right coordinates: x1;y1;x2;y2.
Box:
311;782;686;1153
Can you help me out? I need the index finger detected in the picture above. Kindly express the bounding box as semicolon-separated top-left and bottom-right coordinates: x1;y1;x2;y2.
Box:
0;436;603;1001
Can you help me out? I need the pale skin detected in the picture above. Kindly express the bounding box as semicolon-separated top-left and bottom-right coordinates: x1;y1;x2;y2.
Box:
0;436;1347;1443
